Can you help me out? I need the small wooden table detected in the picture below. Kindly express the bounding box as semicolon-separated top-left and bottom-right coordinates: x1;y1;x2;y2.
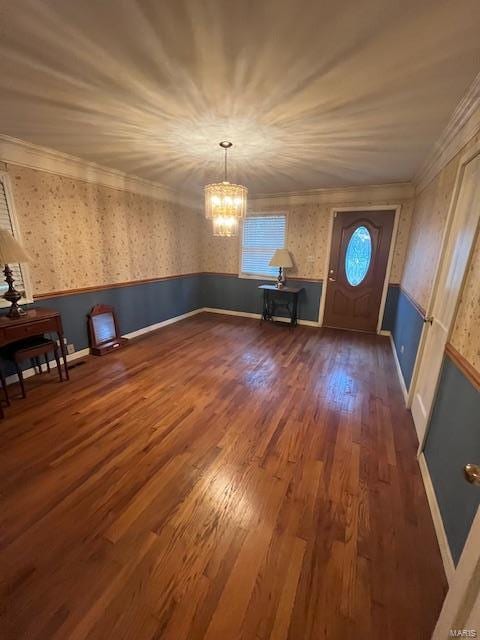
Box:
259;284;303;326
0;308;69;380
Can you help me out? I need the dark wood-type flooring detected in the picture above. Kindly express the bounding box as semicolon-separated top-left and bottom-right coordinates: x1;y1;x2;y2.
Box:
0;314;447;640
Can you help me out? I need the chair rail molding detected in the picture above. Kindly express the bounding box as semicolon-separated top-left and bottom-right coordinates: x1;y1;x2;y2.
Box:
0;134;198;209
415;72;480;193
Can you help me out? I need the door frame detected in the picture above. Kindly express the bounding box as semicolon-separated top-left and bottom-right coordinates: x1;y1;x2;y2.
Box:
432;506;480;638
318;204;401;332
410;140;480;449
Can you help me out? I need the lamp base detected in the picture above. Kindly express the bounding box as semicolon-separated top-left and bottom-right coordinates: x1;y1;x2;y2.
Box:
3;264;26;318
276;267;286;288
6;302;27;318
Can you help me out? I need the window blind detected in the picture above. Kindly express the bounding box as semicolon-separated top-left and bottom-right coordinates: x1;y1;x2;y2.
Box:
0;177;25;295
241;215;286;277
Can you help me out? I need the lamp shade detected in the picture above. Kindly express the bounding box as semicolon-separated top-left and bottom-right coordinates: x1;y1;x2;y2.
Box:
0;229;31;264
269;248;293;268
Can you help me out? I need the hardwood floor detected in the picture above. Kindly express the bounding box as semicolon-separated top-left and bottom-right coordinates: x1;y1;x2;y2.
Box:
0;313;447;640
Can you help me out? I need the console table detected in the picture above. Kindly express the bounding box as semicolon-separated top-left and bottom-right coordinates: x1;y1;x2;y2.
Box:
259;284;303;326
0;308;69;380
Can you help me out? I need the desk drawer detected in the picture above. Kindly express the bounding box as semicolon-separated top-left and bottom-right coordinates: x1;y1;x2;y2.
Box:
2;319;56;342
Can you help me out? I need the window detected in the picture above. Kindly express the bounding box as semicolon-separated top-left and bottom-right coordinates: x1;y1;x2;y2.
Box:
240;214;286;278
345;225;372;286
0;174;32;305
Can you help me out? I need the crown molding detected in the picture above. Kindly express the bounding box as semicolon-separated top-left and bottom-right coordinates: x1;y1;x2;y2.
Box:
249;181;414;207
415;73;480;193
0;134;418;209
0;134;199;209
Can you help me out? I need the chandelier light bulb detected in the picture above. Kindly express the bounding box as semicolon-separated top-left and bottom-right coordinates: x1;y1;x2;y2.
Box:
212;215;239;237
204;141;248;236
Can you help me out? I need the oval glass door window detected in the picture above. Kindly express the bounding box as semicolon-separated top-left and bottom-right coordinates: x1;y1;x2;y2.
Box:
345;226;372;286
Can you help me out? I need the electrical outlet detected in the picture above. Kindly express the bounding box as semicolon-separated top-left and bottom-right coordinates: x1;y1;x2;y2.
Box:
67;343;75;355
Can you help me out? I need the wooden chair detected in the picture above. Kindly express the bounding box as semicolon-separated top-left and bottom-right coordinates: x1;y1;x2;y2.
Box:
11;337;63;399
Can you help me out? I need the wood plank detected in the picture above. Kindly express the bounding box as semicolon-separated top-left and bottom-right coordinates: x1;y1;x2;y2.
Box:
0;314;447;640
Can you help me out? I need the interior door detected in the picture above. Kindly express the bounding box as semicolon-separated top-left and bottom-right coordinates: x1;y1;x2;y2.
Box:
323;210;394;332
412;153;480;446
432;506;480;640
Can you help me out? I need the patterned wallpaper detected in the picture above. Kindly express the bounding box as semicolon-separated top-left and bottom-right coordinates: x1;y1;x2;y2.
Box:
6;150;477;373
401;130;480;371
402;131;480;313
451;226;480;372
8;165;202;295
202;199;413;282
400;159;459;312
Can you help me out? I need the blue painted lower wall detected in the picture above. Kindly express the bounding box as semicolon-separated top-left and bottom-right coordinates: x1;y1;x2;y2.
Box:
17;273;321;356
202;274;322;322
29;274;203;352
424;356;480;565
9;275;403;358
382;285;424;389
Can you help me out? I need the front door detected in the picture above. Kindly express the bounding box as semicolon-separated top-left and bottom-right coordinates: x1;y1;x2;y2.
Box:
323;210;395;332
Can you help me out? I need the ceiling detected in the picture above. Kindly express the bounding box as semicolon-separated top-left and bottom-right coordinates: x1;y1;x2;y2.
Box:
0;0;479;197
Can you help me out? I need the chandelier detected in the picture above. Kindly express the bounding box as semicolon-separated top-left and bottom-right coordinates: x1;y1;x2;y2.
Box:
204;141;247;237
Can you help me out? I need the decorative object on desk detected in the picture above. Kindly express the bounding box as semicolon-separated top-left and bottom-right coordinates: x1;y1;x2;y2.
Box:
269;248;293;288
0;229;32;318
87;304;128;355
204;141;247;238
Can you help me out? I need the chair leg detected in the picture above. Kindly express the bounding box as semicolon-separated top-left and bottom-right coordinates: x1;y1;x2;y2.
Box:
16;363;26;398
36;356;43;374
46;354;51;373
54;348;63;382
0;370;10;406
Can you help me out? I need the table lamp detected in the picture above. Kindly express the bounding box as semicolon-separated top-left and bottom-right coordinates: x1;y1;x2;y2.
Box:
269;248;293;288
0;229;32;318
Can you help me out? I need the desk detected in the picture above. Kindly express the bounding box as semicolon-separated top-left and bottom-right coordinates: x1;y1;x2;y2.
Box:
0;308;69;380
259;284;303;326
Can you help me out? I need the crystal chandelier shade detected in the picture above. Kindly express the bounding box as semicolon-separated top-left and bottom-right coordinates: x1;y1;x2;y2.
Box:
204;142;247;237
204;181;248;220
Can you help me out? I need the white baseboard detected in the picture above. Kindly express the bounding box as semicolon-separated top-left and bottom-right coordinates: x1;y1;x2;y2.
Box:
203;307;259;320
418;453;455;584
123;308;204;340
5;347;90;386
384;331;409;405
202;307;320;327
377;332;454;585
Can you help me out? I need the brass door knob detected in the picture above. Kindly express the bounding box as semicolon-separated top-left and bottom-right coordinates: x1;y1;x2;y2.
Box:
464;464;480;486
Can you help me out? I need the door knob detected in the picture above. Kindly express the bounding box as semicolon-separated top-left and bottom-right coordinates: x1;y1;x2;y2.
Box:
464;464;480;486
